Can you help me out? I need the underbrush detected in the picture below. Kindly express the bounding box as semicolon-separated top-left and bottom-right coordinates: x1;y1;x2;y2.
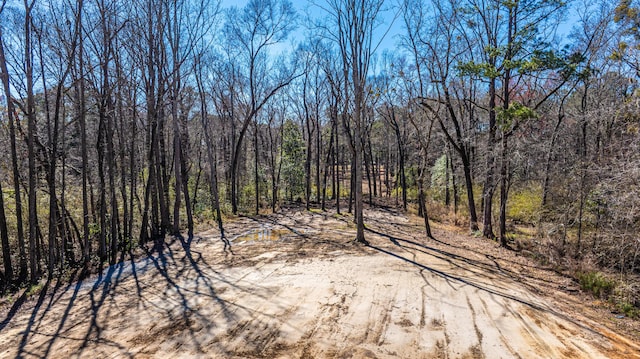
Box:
507;185;542;225
577;271;615;299
617;301;640;319
576;271;640;319
533;223;640;314
423;198;471;228
425;184;640;321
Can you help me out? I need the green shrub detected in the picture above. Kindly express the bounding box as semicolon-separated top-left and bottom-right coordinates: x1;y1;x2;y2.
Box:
577;271;616;299
617;301;640;319
26;282;45;297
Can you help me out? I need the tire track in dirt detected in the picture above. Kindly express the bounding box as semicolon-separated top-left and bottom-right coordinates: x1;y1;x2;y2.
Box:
369;219;626;359
403;241;504;359
465;295;485;359
296;289;352;358
476;296;522;358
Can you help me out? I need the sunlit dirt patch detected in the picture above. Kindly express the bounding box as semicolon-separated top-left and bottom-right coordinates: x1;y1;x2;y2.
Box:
232;228;301;243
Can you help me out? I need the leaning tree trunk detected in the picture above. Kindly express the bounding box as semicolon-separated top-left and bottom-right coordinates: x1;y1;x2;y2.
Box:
417;176;433;239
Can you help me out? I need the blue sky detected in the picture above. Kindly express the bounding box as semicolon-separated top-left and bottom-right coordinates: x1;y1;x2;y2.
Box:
219;0;404;54
219;0;582;59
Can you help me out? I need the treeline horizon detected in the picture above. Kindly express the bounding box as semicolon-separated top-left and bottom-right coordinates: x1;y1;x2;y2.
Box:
0;0;639;291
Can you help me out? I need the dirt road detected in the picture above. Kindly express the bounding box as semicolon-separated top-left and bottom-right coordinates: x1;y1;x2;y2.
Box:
0;208;638;358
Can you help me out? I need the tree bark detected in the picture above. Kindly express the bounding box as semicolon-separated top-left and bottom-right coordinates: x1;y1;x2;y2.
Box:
482;76;497;239
24;0;40;281
0;26;26;280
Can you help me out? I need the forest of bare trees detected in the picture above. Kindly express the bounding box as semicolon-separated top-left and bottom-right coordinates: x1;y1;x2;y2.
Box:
0;0;639;299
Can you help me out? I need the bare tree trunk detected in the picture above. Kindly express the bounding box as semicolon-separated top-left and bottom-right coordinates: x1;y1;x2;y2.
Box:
72;0;89;267
173;117;183;234
335;117;340;214
140;106;157;243
541;117;562;207
399;141;407;210
448;146;459;214
129;96;137;245
24;0;40;281
315;114;322;204
304;104;312;210
482;77;497;239
254;120;260;215
322;122;335;211
349;156;354;214
40;36;67;275
0;25;26;280
353;124;366;243
204;129;226;241
107;103;119;264
364;139;373;204
576;85;589;256
498;7;515;247
368;136;377;199
353;79;366;243
195;58;226;244
97;108;107;261
191;140;203;215
445;154;451;207
266;111;281;213
0;175;12;281
385;140;390;198
542;97;569;207
114;58;129;246
498;134;509;247
390;121;407;211
180;141;194;239
231;149;239;214
417;177;433;239
157;106;171;237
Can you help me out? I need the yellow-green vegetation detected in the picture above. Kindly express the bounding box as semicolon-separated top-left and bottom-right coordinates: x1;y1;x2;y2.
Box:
576;271;640;318
391;187;418;201
577;271;616;299
323;186;350;200
25;281;45;297
617;301;640;319
507;184;542;224
332;212;347;219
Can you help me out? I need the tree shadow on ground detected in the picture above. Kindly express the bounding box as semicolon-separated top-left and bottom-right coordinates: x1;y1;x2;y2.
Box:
1;230;264;357
366;217;573;284
365;230;602;336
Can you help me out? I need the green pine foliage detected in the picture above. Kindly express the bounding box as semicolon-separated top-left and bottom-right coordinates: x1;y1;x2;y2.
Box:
281;120;305;201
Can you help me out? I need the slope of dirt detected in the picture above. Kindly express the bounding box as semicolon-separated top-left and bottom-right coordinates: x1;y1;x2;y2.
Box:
0;207;639;358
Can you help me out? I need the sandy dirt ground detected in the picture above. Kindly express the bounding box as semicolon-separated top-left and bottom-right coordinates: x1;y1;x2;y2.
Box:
0;207;639;358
